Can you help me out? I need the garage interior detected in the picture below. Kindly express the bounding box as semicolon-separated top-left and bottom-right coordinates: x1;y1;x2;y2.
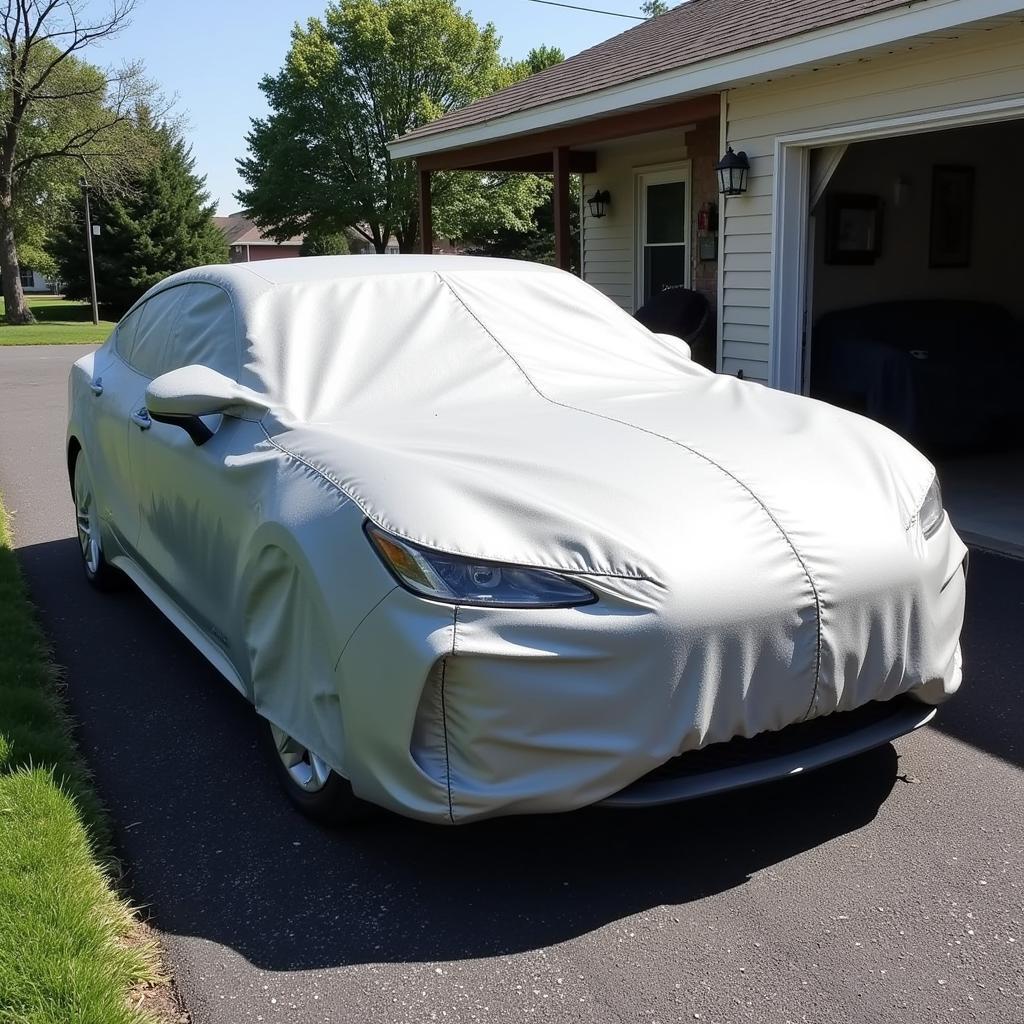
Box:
806;119;1024;557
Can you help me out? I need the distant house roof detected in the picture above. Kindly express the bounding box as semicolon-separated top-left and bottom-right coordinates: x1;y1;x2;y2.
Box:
390;0;952;154
213;213;303;247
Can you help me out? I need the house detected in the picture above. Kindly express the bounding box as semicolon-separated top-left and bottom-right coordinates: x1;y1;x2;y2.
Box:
214;213;305;262
17;267;55;293
389;0;1024;554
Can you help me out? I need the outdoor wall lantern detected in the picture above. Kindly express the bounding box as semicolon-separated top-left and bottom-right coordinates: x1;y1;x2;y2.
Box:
716;147;750;196
586;189;611;218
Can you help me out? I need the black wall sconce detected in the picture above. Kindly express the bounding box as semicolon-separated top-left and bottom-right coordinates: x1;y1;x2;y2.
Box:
586;189;611;218
716;147;750;196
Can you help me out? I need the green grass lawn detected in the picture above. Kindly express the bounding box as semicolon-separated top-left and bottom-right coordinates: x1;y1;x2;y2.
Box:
0;498;164;1023
0;296;115;345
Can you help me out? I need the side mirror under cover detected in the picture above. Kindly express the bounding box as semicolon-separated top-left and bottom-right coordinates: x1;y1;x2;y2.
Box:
146;365;270;446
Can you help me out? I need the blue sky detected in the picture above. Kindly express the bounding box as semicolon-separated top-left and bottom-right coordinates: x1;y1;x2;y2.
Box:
93;0;656;214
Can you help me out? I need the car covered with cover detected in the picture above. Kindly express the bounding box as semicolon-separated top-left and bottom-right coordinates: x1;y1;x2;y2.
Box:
66;256;967;824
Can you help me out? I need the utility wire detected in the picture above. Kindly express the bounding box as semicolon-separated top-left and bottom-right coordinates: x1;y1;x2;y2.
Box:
524;0;645;20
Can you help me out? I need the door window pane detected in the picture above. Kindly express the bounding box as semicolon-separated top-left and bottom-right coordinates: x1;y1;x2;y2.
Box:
643;244;687;302
128;287;187;379
646;181;686;243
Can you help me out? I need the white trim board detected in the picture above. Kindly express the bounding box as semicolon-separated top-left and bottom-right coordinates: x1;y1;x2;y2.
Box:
389;1;1024;160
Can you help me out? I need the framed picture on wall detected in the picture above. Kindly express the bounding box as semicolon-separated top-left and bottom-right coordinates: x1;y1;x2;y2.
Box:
929;165;974;268
825;194;883;265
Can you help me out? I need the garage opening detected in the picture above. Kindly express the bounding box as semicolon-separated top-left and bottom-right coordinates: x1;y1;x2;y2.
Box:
804;118;1024;556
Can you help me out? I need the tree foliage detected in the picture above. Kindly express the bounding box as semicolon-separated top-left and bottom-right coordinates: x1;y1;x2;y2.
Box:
51;118;226;316
458;45;582;269
641;1;670;16
0;1;156;323
300;229;350;256
236;0;549;253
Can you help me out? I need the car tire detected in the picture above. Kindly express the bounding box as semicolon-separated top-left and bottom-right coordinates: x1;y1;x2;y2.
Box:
262;719;370;826
72;451;122;591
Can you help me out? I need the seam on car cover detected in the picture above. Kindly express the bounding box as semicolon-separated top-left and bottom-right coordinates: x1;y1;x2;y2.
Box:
256;423;653;582
333;585;399;672
442;606;458;824
437;272;825;720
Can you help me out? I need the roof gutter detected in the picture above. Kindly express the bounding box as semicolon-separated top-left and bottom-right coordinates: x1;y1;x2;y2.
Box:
388;0;1022;160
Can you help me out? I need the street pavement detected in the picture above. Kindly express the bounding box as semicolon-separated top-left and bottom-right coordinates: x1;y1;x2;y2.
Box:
0;343;1021;1023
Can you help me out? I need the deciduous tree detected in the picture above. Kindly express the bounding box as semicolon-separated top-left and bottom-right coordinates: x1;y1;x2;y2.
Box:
237;0;547;254
0;1;154;323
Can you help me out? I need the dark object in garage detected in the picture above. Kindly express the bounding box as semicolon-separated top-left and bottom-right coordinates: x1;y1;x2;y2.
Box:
811;300;1024;455
635;286;715;369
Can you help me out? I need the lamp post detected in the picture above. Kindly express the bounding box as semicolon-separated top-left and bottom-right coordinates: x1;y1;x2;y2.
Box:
79;178;99;325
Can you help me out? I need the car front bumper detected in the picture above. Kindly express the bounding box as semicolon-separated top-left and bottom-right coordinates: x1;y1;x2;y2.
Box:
600;692;939;808
333;521;967;824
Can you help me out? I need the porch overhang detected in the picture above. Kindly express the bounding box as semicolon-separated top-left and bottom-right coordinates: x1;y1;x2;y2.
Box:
404;93;721;269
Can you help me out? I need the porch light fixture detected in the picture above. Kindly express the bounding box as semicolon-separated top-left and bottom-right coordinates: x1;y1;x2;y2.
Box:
586;189;610;219
716;147;750;196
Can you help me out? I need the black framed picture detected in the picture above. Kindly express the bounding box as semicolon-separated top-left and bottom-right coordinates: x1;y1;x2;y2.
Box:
929;165;974;268
825;193;883;265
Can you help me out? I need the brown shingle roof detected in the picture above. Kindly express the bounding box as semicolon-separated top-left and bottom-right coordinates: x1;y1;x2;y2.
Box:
213;214;303;247
394;0;919;146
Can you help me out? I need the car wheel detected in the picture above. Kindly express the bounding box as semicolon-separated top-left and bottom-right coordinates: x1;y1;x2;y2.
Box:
263;720;369;825
73;452;121;591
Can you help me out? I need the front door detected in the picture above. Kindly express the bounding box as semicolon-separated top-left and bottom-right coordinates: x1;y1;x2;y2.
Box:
636;164;691;308
85;322;147;558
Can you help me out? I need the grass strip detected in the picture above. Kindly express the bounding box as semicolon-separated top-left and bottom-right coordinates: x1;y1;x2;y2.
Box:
0;297;114;345
0;497;162;1024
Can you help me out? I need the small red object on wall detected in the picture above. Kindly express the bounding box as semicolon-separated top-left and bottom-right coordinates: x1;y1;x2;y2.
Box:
697;202;718;234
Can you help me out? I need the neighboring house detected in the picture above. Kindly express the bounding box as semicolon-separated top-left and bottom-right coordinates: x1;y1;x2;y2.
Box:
389;0;1024;391
14;267;57;293
214;215;457;259
351;227;462;255
214;213;304;262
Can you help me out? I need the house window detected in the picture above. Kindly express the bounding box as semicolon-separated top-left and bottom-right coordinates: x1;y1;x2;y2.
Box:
385;244;399;255
19;267;34;288
636;164;691;306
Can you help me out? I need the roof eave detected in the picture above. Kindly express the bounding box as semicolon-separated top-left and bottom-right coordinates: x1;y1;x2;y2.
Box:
389;0;1020;160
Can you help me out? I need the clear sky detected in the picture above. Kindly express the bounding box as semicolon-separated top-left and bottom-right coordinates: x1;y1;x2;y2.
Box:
92;0;657;215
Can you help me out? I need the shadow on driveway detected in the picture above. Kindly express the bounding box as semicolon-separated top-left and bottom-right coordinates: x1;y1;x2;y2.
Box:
16;537;1018;972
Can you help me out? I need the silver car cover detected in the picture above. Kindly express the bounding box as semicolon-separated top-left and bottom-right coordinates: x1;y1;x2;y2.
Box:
69;257;967;822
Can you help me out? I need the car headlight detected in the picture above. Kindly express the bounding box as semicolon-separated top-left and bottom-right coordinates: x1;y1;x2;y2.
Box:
918;477;945;539
364;523;596;608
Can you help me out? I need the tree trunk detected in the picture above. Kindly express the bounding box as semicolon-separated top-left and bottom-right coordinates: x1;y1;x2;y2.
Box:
0;213;33;325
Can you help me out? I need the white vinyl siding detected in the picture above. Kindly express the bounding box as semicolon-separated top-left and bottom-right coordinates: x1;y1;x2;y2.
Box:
721;21;1024;385
581;137;690;312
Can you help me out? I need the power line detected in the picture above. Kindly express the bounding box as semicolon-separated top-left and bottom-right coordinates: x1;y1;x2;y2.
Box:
524;0;645;20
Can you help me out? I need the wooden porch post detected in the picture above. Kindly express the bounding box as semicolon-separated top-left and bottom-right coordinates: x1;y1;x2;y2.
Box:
553;146;571;271
418;166;433;254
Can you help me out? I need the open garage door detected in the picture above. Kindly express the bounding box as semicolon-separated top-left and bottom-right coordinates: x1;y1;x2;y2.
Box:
805;119;1024;556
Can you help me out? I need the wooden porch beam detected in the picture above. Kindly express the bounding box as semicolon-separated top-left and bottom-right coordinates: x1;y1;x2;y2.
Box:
418;166;433;254
461;151;596;174
414;93;720;172
553;146;571;273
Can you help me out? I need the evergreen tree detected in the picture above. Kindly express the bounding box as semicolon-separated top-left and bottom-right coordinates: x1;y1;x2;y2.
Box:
52;120;227;316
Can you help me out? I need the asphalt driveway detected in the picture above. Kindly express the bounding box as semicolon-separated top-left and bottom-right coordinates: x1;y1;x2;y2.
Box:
0;344;1021;1023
